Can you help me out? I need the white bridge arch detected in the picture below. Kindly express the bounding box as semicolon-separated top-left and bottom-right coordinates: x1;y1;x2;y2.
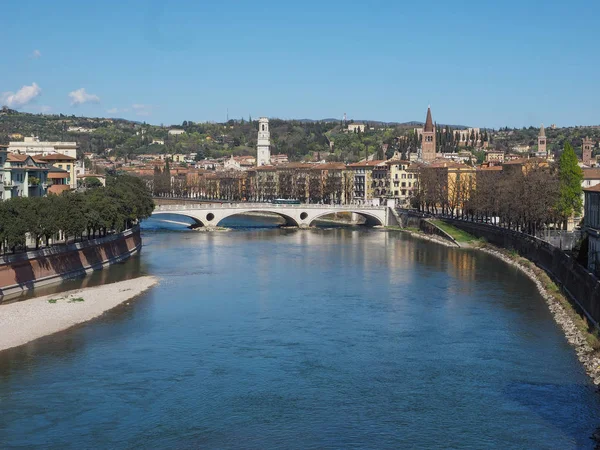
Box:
152;203;395;228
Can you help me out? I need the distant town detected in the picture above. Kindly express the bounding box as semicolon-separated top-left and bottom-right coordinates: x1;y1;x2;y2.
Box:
2;104;600;275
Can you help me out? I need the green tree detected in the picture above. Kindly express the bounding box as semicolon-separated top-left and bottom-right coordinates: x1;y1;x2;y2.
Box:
556;142;583;228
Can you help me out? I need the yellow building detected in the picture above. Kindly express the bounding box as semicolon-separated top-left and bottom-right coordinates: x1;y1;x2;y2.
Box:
346;160;386;204
385;160;419;206
40;153;77;189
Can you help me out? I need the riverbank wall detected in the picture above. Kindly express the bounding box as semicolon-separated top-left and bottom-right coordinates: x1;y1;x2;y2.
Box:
0;227;142;298
443;219;600;328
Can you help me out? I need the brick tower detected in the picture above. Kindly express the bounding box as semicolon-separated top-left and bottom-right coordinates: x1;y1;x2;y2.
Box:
538;124;547;156
583;136;593;166
421;106;436;162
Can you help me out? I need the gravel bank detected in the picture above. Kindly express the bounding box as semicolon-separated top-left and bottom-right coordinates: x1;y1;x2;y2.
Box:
0;276;158;352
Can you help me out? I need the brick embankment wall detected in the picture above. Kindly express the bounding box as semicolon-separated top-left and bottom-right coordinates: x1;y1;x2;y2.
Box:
446;220;600;327
0;227;142;298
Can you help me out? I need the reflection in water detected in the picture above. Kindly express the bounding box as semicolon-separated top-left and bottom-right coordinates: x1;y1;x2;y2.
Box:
0;226;598;449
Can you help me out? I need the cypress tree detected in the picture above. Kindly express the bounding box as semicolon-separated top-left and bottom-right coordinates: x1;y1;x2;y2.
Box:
556;142;583;228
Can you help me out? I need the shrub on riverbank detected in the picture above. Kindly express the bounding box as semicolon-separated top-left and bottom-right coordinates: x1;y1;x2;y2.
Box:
0;174;154;253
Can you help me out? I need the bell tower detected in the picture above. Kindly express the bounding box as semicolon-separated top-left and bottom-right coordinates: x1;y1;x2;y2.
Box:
421;106;436;162
538;124;547;156
583;136;593;166
257;117;271;166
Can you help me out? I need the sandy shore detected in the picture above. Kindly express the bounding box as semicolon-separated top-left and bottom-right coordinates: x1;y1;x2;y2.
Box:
0;276;159;352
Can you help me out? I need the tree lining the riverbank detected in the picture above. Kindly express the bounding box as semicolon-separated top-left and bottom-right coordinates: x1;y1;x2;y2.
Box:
0;175;154;253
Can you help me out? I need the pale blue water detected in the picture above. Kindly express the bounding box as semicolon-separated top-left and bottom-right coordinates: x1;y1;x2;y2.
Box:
0;217;598;449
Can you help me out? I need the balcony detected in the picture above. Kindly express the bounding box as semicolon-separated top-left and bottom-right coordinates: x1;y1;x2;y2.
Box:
3;180;17;188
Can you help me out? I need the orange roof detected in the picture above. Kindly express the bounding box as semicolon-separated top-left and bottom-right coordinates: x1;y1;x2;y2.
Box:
40;153;76;161
347;160;386;168
583;168;600;179
385;159;411;165
48;172;69;179
584;184;600;193
478;165;503;171
7;153;28;162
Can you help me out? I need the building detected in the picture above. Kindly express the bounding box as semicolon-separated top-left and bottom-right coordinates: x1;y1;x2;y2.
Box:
346;160;386;204
0;151;49;200
584;184;600;276
347;123;366;133
582;137;594;166
168;129;185;136
386;160;419;205
538;124;547;156
40;153;77;188
270;154;289;165
8;136;78;159
47;167;72;195
152;139;165;145
257;117;271;167
485;150;505;164
421;107;436;162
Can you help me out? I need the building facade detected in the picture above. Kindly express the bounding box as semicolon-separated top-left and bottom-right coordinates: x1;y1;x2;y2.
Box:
8;136;78;159
40;153;77;188
1;152;49;200
584;185;600;276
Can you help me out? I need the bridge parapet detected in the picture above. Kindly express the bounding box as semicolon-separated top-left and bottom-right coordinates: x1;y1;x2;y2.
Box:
152;203;393;228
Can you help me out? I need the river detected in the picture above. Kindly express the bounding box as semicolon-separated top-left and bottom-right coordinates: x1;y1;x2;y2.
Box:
0;216;598;449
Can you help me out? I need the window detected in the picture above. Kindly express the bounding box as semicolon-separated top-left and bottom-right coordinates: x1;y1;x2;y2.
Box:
67;165;71;170
401;174;406;179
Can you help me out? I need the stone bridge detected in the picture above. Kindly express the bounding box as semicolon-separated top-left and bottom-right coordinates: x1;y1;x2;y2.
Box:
152;203;396;228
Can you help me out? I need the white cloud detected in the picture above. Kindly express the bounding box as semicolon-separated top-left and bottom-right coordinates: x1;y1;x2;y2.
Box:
132;104;152;116
2;82;42;108
106;107;119;114
68;88;100;106
32;49;41;58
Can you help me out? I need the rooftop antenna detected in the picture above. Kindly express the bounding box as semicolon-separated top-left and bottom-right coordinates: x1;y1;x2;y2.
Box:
227;108;229;122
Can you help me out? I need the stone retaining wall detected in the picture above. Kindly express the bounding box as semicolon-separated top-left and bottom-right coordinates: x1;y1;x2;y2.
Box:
446;220;600;327
0;227;141;298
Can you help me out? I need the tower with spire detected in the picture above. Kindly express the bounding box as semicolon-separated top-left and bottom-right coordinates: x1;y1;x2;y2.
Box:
538;124;547;157
421;106;436;162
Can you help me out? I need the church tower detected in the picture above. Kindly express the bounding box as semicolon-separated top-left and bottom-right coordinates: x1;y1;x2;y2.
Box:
256;117;271;166
538;124;547;156
421;106;436;162
583;136;593;166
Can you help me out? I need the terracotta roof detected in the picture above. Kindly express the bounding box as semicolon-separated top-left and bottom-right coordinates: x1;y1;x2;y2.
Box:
347;160;386;168
583;168;600;179
40;153;76;161
385;159;411;165
584;184;600;193
478;165;503;171
48;172;69;179
7;153;28;162
424;107;434;132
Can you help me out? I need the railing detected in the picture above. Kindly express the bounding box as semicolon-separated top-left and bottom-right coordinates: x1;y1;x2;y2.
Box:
155;203;387;211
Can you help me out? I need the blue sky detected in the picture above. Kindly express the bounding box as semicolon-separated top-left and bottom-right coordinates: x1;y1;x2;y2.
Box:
2;0;598;128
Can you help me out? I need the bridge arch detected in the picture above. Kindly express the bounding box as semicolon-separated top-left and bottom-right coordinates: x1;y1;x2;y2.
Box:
215;209;300;227
308;210;384;227
151;211;206;228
